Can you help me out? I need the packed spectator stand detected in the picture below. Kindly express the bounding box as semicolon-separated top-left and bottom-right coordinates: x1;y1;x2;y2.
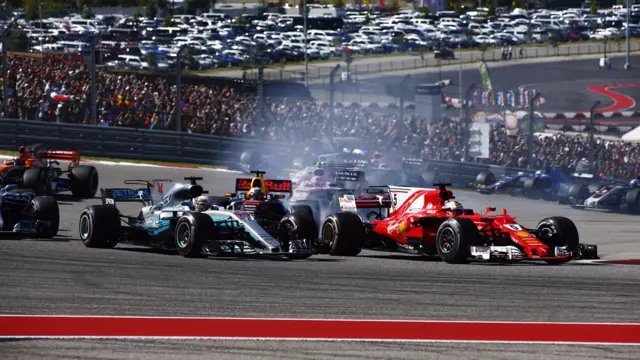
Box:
3;54;640;181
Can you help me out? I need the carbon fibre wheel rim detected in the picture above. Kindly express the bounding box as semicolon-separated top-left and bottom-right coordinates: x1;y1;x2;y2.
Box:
176;222;191;249
440;228;455;253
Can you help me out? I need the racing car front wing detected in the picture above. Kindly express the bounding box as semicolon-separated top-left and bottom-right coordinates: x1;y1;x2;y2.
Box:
469;243;598;262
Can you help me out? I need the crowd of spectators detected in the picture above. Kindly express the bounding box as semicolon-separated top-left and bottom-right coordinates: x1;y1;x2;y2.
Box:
4;55;640;180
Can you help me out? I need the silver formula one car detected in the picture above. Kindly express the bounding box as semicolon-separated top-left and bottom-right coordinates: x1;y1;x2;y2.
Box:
78;177;313;259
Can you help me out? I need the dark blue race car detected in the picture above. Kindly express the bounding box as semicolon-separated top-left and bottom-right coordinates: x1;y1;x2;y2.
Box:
473;166;607;201
0;185;59;238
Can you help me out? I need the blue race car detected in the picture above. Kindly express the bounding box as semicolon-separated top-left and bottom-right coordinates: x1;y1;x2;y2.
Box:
473;166;606;201
0;185;59;238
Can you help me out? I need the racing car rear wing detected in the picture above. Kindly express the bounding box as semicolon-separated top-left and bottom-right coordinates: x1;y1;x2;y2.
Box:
235;178;293;193
571;172;595;179
102;179;173;206
101;188;151;207
402;157;423;168
338;193;392;211
37;149;81;164
335;170;365;182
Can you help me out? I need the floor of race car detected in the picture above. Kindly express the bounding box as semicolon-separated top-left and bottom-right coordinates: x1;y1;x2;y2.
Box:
1;163;640;359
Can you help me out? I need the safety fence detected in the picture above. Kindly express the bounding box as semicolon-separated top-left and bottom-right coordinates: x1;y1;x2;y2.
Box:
0;119;536;187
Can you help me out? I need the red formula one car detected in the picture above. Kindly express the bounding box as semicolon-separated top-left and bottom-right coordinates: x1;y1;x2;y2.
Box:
318;183;599;263
0;144;99;198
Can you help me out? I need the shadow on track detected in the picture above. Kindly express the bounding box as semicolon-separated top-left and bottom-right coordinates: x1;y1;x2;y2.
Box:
115;247;344;262
360;254;443;262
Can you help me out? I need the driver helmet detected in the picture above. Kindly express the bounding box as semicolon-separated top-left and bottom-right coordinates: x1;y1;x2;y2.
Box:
194;196;212;212
443;200;464;215
309;175;326;187
248;187;264;200
631;179;639;187
535;170;543;176
12;155;25;166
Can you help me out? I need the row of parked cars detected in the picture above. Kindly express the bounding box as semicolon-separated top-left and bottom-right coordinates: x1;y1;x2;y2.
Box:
12;4;640;71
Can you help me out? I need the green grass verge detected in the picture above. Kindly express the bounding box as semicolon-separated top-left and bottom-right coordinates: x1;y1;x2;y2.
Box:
0;150;230;170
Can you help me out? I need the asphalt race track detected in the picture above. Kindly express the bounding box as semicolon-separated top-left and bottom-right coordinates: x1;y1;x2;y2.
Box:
2;163;640;359
311;55;640;113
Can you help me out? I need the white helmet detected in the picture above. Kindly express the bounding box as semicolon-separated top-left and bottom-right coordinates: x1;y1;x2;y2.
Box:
443;200;463;214
194;196;212;212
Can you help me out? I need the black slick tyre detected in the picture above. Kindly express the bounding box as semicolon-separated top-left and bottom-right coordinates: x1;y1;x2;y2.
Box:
625;188;640;214
279;205;317;259
31;196;59;238
436;218;479;264
523;177;552;199
321;212;365;256
22;168;49;196
175;212;214;258
422;170;438;186
563;184;589;205
71;165;99;198
475;171;496;186
536;216;579;264
79;205;120;248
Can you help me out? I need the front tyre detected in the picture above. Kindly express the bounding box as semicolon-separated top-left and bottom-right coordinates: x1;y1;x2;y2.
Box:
321;212;365;256
279;205;317;259
436;218;479;264
32;196;59;238
536;216;579;264
23;168;49;196
71;165;99;198
175;212;215;258
79;205;120;248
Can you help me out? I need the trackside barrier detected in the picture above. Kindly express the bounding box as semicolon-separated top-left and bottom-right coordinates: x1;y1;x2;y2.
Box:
0;119;534;183
0;119;291;167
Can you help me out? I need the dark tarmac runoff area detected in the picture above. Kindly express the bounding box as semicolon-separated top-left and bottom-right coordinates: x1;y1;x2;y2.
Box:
310;55;640;113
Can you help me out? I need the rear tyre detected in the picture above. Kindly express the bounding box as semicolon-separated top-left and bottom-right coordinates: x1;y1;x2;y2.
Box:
32;196;59;238
279;205;317;259
563;184;589;205
23;168;49;196
71;165;99;198
475;171;496;186
523;177;552;199
436;218;479;264
79;205;120;248
625;188;640;214
175;212;214;258
422;171;438;186
536;216;579;264
321;212;365;256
